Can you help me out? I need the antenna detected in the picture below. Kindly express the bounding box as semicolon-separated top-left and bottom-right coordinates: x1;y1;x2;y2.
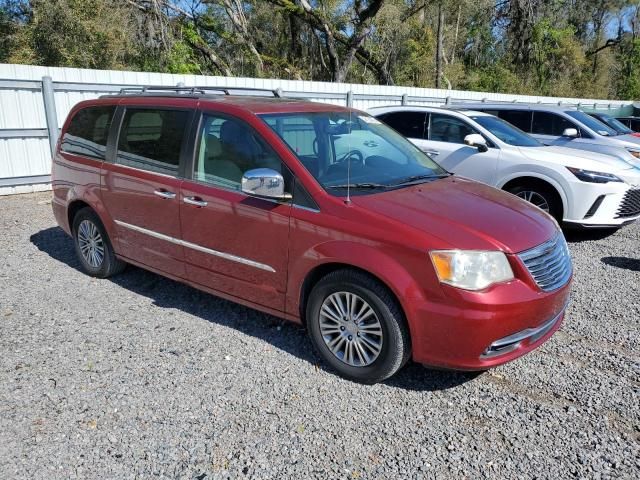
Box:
345;108;352;205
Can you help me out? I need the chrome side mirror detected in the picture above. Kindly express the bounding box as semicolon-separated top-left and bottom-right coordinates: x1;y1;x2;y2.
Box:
562;128;578;138
464;133;489;152
241;168;292;201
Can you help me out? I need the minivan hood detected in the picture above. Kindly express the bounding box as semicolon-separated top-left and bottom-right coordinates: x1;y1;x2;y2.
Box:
518;145;636;173
352;176;558;254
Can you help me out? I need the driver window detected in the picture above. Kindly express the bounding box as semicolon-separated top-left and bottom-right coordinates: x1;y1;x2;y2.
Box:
429;113;475;144
195;114;282;190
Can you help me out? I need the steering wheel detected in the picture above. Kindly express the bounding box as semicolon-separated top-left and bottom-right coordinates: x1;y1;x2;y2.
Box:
336;149;364;165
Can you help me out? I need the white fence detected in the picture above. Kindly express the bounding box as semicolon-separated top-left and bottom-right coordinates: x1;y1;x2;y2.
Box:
0;63;635;195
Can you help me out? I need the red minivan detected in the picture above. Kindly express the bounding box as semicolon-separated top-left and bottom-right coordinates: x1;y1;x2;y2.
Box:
51;87;572;383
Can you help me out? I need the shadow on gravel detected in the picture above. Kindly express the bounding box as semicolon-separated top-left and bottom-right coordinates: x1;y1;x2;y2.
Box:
601;256;640;272
30;226;84;271
563;227;618;243
30;226;478;392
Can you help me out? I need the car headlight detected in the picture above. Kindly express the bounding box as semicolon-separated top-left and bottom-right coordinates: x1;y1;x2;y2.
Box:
429;250;514;291
627;149;640;159
566;167;622;183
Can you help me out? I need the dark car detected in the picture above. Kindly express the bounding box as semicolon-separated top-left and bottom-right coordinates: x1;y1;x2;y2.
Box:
616;116;640;134
589;112;637;136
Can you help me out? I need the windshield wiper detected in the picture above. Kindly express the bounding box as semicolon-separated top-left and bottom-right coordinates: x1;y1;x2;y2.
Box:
389;173;450;186
326;182;389;190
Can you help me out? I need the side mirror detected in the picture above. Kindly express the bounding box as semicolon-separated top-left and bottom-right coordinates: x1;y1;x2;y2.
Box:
464;133;489;152
562;128;578;138
241;168;292;201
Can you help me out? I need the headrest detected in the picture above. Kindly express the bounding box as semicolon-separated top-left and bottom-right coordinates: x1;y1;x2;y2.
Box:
220;120;246;143
204;134;222;157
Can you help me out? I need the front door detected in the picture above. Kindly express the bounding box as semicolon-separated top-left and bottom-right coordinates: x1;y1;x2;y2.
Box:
179;112;291;311
424;113;499;185
101;106;192;277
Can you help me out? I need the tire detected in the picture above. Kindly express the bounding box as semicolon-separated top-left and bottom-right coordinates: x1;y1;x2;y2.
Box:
306;269;411;384
72;207;125;278
507;183;562;222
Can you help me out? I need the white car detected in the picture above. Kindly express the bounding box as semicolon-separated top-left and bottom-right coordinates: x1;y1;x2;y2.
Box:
459;103;640;168
369;106;640;229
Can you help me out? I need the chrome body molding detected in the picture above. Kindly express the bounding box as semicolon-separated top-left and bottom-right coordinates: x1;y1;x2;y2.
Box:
114;220;276;273
480;306;566;359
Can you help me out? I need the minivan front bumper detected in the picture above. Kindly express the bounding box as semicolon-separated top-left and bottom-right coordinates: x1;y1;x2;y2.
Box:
408;277;571;370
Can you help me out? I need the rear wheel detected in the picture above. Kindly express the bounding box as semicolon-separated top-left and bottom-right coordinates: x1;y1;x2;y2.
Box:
306;269;411;384
72;208;125;278
507;183;562;222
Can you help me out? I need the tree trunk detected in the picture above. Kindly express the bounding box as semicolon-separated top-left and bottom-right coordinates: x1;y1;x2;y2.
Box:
436;3;444;89
451;5;461;64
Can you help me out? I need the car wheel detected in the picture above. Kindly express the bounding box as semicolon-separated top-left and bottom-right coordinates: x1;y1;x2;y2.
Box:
72;207;125;278
306;269;411;384
507;184;562;221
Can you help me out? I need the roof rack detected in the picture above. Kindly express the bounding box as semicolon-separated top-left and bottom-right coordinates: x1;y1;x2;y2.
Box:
115;85;282;97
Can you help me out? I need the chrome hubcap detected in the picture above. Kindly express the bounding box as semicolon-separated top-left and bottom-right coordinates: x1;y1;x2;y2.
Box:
319;292;383;367
77;220;104;268
516;190;550;213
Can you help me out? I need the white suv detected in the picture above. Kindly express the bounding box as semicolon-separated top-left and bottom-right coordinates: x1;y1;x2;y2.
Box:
369;106;640;229
460;103;640;168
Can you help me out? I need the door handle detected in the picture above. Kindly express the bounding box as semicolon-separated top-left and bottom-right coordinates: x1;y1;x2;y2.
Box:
154;189;176;199
183;196;208;208
423;149;440;156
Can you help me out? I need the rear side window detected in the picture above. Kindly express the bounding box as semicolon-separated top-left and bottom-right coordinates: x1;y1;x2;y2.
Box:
497;110;532;132
378;112;427;139
116;108;189;176
531;111;576;136
61;106;115;160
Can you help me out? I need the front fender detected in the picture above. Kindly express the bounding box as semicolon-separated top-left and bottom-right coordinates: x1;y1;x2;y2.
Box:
286;240;435;340
497;169;570;219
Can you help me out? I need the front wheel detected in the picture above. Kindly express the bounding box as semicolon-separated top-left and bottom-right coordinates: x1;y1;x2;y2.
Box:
306;269;411;384
72;208;125;278
507;183;562;222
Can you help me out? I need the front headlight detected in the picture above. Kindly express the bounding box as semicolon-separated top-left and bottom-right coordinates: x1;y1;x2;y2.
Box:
429;250;514;291
566;167;622;183
627;149;640;159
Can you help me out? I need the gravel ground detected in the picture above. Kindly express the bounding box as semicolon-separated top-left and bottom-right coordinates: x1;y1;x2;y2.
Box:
0;191;638;479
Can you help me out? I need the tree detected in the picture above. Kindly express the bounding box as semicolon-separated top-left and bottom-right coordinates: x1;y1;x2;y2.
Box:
265;0;389;83
1;0;639;100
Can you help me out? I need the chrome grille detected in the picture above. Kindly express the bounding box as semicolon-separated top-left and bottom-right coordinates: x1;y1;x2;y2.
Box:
518;234;572;292
615;189;640;218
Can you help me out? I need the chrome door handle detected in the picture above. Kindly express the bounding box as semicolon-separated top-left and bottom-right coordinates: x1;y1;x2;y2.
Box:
183;196;208;207
154;190;176;199
424;149;440;156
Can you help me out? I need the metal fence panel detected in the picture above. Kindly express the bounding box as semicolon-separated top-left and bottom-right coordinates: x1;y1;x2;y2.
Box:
0;62;635;194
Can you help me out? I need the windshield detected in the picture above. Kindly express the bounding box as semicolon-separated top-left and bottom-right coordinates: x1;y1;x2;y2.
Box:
565;110;618;137
469;115;542;147
260;111;448;194
590;113;633;135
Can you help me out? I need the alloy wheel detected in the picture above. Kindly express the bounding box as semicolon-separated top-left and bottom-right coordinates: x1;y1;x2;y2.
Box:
77;219;105;268
516;190;550;213
319;291;383;367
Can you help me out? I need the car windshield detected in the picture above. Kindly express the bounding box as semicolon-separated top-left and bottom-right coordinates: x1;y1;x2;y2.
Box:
469;115;542;147
590;113;633;135
565;110;618;137
260;111;448;195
